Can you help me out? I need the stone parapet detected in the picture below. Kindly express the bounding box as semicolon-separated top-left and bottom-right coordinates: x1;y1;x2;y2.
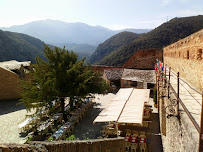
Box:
164;29;203;91
0;138;125;152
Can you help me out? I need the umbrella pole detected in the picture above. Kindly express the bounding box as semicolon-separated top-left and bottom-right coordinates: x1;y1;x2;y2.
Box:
116;122;119;137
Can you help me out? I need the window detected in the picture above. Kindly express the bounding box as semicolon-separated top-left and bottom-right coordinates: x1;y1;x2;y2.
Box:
186;50;189;59
197;49;202;60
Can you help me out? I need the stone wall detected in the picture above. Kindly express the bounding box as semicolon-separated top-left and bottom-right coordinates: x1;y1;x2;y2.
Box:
92;65;122;73
122;48;163;69
0;138;125;152
0;67;21;100
164;29;203;91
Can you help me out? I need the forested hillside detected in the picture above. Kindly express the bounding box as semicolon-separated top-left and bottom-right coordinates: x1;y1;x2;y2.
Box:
89;32;141;64
0;30;46;63
94;15;203;66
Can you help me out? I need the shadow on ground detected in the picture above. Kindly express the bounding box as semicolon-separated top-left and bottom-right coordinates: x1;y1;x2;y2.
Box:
147;113;163;152
72;102;104;140
0;100;25;115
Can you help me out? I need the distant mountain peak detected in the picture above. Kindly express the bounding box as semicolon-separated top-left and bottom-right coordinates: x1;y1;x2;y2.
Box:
0;20;151;46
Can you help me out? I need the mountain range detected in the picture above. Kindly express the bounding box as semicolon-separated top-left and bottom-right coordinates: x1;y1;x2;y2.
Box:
90;15;203;66
1;20;151;46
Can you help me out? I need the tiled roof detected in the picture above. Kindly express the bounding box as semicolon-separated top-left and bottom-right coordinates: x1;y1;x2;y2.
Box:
104;69;124;81
121;69;155;83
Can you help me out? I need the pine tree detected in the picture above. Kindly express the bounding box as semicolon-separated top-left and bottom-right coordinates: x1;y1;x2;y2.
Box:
19;45;108;120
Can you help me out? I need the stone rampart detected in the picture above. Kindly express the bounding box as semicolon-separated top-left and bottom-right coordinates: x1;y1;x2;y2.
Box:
164;29;203;91
122;48;163;69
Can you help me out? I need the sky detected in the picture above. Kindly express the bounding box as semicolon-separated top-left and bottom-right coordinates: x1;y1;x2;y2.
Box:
0;0;202;30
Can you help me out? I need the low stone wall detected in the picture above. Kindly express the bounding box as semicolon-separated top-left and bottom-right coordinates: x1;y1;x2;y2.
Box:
0;138;125;152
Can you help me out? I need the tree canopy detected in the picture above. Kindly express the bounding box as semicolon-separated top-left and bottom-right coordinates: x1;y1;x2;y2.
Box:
19;45;108;120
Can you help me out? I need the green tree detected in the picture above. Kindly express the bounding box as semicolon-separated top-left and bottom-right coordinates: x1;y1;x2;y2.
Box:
20;45;108;120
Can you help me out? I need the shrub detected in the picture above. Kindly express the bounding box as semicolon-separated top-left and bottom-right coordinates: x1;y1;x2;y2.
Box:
66;135;76;140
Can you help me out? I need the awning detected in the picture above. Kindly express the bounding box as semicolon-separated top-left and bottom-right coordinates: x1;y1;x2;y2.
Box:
93;88;133;123
93;88;150;124
118;89;150;124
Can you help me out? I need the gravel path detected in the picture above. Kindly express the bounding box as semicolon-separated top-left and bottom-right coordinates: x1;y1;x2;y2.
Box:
72;93;116;140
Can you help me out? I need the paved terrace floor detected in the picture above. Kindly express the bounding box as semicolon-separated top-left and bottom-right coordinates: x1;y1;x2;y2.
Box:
73;93;163;152
165;68;202;127
0;93;163;152
0;100;33;144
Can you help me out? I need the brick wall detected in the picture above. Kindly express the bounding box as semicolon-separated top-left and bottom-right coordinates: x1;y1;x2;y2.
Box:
122;48;163;69
164;29;203;91
0;67;21;100
0;138;125;152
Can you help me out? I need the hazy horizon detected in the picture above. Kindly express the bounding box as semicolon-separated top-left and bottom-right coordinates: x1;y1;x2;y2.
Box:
0;0;202;30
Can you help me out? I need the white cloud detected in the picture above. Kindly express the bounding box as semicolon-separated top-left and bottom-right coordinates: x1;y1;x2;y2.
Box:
161;0;173;6
161;0;192;6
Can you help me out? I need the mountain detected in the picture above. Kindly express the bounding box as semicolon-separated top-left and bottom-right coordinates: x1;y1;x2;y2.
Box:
1;19;151;46
53;43;97;60
0;29;97;63
94;15;203;66
0;30;46;63
89;32;141;64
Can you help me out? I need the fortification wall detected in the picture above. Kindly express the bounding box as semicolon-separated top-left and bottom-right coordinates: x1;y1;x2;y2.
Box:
122;48;163;69
0;138;125;152
164;29;203;91
0;67;21;100
92;65;122;73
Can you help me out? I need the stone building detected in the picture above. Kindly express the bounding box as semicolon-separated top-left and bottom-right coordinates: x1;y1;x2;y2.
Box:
121;69;155;90
102;69;124;92
0;60;31;100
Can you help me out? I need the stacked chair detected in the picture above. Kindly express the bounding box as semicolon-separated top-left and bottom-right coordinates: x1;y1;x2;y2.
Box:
124;130;147;152
125;129;132;151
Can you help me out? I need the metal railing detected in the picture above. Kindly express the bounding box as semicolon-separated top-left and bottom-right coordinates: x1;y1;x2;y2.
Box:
155;63;203;152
